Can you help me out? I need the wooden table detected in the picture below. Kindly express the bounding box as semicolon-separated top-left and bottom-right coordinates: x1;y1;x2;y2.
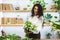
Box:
41;39;60;40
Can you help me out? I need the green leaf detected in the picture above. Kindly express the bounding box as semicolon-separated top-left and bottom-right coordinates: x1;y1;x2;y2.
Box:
27;5;30;7
54;16;57;19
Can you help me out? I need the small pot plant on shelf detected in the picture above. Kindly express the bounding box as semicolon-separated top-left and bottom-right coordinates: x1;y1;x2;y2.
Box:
23;21;37;35
53;0;60;11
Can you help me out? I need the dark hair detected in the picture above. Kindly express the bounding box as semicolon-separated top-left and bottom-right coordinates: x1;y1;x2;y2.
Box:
31;4;43;18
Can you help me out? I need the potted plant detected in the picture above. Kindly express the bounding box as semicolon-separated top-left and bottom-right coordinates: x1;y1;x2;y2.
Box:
15;7;20;10
53;0;60;10
24;21;37;34
50;5;57;12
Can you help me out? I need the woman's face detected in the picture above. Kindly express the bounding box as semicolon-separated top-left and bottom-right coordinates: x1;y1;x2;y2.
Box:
34;6;38;15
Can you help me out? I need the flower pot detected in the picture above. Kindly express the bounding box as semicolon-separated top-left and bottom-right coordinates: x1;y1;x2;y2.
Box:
24;30;32;34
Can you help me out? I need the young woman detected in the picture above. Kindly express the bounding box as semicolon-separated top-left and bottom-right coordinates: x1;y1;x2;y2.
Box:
27;4;43;40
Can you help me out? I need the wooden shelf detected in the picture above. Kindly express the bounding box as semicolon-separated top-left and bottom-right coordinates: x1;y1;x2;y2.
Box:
0;24;23;26
0;10;60;12
0;10;31;12
44;23;51;26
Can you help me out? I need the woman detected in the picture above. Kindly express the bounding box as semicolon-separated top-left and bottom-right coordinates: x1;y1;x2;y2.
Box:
27;4;43;40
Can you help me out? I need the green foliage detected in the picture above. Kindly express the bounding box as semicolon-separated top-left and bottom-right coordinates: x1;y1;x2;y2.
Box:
33;0;47;10
24;21;37;32
46;33;52;39
0;34;21;40
44;13;52;22
54;16;58;19
51;22;60;30
53;0;60;10
23;37;33;40
27;0;47;10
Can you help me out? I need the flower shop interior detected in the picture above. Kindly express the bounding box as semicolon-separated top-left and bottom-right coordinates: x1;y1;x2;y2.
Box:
0;0;60;40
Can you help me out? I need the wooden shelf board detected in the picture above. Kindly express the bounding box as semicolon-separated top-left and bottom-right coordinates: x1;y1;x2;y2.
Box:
0;10;60;12
44;23;51;26
0;24;23;26
0;10;31;12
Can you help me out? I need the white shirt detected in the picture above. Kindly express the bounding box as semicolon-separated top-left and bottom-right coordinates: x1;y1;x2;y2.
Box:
28;16;43;34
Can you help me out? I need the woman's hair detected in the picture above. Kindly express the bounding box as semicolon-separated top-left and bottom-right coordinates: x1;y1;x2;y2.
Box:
31;4;43;18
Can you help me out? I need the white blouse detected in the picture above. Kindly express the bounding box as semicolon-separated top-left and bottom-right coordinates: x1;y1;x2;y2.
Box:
28;16;43;34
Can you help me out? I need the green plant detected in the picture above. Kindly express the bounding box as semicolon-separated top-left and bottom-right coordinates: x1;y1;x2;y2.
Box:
24;21;37;32
53;0;60;10
0;34;21;40
27;0;47;10
51;22;60;30
53;0;60;21
23;37;33;40
0;36;8;40
54;16;58;19
44;13;52;22
46;33;52;39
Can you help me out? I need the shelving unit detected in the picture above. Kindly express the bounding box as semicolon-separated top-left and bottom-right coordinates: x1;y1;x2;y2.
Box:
0;10;59;26
0;3;59;26
0;18;24;26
